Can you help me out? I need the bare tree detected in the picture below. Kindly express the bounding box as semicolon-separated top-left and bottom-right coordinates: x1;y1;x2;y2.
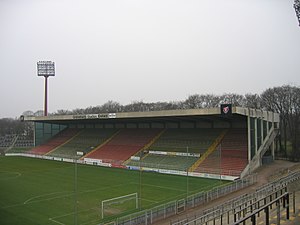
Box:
34;110;44;117
219;93;244;106
184;94;202;109
243;93;261;109
123;101;148;112
0;118;33;138
72;108;86;115
198;94;221;108
288;86;300;160
261;85;300;159
54;109;72;115
22;110;34;116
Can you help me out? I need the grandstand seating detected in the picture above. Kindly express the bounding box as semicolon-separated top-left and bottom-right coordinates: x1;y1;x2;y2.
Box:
128;154;198;171
14;135;34;147
148;128;223;153
195;129;248;177
84;129;162;163
29;128;80;155
47;129;117;159
0;134;34;149
125;128;224;171
0;134;17;148
220;129;248;175
27;127;249;176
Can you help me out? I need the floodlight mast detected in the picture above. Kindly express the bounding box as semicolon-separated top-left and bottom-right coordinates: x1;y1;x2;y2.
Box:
37;61;55;116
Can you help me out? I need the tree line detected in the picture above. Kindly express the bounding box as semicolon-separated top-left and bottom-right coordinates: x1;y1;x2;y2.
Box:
0;118;33;138
1;84;299;160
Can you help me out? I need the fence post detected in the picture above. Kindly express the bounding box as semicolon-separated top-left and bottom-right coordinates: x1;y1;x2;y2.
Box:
293;191;296;215
251;214;256;225
265;206;269;225
286;193;289;220
277;200;280;225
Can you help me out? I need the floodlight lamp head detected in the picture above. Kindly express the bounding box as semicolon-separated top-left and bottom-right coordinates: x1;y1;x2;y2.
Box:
37;61;55;77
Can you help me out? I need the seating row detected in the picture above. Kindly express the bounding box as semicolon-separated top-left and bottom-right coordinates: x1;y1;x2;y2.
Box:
29;128;249;177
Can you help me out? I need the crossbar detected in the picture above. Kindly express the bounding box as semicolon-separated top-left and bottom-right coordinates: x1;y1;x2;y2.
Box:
101;193;138;219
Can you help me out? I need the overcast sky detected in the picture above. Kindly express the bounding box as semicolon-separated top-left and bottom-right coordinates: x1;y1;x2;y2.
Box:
0;0;299;118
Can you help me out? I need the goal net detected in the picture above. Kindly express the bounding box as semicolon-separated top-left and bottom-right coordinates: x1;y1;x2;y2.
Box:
101;193;138;219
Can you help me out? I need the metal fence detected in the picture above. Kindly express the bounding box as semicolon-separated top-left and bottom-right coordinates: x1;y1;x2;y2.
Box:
171;171;300;225
109;174;257;225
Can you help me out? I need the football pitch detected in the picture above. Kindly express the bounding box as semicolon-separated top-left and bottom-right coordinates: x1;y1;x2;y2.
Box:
0;156;229;225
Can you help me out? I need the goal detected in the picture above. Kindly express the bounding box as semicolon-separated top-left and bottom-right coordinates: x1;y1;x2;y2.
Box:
101;193;138;219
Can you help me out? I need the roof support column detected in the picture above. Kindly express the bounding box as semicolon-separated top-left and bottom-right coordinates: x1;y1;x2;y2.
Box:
247;109;251;163
271;112;276;160
271;140;275;160
260;116;264;150
254;117;258;154
266;111;270;132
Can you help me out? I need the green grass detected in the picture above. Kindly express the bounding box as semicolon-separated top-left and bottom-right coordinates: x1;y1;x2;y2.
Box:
0;156;229;225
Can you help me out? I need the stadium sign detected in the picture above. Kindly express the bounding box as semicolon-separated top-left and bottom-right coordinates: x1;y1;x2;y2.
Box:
86;114;98;119
98;113;117;119
72;113;117;120
73;115;87;119
76;151;84;156
130;156;140;161
149;151;200;157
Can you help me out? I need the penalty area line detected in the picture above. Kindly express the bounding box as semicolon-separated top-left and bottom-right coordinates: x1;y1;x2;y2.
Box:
0;171;22;180
131;182;186;192
24;191;70;205
140;197;160;204
50;207;99;221
49;217;66;225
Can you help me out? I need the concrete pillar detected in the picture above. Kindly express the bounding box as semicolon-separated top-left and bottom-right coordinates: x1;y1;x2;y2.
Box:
272;141;275;160
254;117;258;153
247;109;252;162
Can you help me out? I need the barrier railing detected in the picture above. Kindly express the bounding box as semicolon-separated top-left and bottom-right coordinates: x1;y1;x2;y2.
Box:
114;174;257;225
171;170;300;225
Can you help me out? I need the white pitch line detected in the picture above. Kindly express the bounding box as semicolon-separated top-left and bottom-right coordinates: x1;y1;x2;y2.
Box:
141;198;160;204
3;182;130;209
50;211;75;220
80;218;102;225
79;183;127;194
51;207;99;220
24;191;70;205
0;171;21;180
1;202;25;209
131;182;186;192
49;206;99;225
23;183;129;206
49;217;66;225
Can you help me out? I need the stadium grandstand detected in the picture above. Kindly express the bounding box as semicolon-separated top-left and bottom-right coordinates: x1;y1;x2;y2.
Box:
19;105;279;180
0;134;33;150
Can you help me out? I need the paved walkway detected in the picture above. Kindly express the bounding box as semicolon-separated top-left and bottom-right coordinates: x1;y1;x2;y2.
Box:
153;160;300;225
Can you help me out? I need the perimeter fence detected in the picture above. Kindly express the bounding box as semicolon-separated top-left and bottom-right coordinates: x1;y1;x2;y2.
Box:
110;174;257;225
171;170;300;225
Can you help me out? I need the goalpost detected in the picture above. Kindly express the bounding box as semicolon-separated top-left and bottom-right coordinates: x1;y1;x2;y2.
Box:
101;193;138;219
